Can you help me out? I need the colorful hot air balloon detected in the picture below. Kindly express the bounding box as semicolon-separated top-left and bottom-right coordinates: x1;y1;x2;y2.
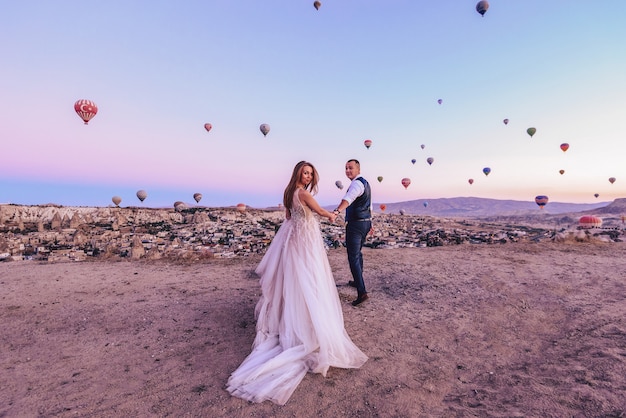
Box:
609;177;616;184
236;203;247;212
335;180;344;190
426;157;434;166
476;0;489;16
193;193;202;203
401;178;411;189
594;193;600;198
364;139;372;149
74;99;98;125
379;204;386;212
313;1;321;10
483;167;491;176
377;176;383;183
420;144;425;150
204;123;212;132
437;99;442;105
579;215;602;229
468;178;474;185
112;196;122;207
560;143;569;152
535;195;549;209
260;123;270;136
503;118;509;125
559;169;565;175
527;127;537;138
411;159;416;165
136;190;147;202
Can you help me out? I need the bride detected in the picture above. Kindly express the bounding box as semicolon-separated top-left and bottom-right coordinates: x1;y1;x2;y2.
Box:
226;161;368;405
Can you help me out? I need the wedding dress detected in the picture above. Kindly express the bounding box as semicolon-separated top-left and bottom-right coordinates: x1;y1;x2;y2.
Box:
226;190;368;405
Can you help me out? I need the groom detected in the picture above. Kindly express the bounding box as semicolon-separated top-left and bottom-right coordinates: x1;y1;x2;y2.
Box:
333;159;372;306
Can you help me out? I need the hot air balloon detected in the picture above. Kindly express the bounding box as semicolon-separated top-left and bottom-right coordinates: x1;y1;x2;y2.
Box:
420;144;425;150
236;203;247;212
594;193;600;198
483;167;491;176
74;99;98;125
535;195;549;209
423;201;429;208
437;99;442;105
579;215;602;229
411;159;416;165
476;0;489;16
260;123;270;136
174;201;187;212
401;178;411;189
335;180;344;190
559;169;565;175
468;178;474;185
136;190;147;202
426;157;434;166
560;143;569;152
609;177;616;184
377;176;383;183
503;118;509;125
204;123;212;132
364;139;372;149
399;209;406;216
313;1;321;10
112;196;121;207
527;127;536;138
379;204;386;212
193;193;202;203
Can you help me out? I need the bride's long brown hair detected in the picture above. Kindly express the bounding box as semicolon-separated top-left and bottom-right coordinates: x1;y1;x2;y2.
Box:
283;161;319;210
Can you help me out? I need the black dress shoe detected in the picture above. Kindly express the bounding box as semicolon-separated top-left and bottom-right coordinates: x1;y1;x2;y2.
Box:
347;280;357;287
352;293;369;306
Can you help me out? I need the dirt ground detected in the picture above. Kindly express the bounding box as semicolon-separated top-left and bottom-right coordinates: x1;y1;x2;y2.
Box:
1;241;625;417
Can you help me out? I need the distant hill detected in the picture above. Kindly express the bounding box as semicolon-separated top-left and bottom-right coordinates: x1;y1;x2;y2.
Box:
370;197;616;217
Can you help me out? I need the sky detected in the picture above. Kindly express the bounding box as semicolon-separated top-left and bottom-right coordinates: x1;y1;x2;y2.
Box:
1;1;625;209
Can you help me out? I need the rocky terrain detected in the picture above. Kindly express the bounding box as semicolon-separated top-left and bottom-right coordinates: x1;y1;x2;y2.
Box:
1;201;624;263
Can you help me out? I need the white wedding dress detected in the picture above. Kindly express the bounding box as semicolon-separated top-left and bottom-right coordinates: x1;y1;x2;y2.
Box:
226;190;368;405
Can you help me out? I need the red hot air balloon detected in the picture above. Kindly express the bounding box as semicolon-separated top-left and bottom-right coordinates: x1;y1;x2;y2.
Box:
609;177;616;184
74;99;98;124
313;1;321;10
204;123;212;132
236;203;247;212
559;169;565;175
560;143;569;152
364;139;372;149
535;195;549;209
379;204;386;212
579;215;602;229
468;178;474;185
401;178;411;189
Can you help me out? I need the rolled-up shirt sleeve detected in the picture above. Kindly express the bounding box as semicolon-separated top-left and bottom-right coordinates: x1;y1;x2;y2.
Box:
342;179;365;205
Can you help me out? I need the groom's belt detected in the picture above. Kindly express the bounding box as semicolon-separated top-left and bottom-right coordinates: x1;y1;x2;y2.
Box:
347;218;371;222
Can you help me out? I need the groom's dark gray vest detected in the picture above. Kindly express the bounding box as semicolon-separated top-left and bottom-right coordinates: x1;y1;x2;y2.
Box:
345;177;371;222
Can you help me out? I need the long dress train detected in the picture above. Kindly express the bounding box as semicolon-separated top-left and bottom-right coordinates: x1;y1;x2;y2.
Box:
226;191;368;405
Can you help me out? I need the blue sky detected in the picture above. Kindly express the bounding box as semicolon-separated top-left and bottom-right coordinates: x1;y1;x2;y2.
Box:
1;1;625;208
